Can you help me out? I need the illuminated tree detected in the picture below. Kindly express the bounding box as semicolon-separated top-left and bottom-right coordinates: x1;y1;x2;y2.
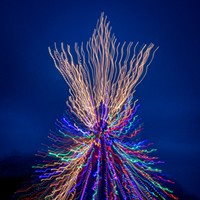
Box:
17;13;177;200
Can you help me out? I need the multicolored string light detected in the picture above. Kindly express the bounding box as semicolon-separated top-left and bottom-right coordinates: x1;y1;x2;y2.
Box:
16;13;178;200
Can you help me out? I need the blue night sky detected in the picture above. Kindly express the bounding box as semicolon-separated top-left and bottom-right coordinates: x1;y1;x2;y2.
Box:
0;0;200;199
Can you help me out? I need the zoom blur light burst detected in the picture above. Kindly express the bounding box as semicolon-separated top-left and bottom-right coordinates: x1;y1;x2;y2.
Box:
16;13;178;200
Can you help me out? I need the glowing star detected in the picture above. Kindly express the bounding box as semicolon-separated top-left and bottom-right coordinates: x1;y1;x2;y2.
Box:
16;13;178;200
